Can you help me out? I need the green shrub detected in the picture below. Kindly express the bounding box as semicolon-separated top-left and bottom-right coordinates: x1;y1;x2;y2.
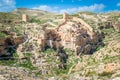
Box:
0;32;7;38
30;18;41;23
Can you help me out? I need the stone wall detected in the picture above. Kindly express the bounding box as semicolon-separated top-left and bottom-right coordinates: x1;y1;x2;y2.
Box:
113;22;120;32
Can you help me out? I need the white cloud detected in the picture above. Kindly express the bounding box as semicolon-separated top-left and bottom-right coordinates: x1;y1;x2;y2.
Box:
117;3;120;6
32;4;105;14
33;5;59;13
0;0;16;12
59;4;105;13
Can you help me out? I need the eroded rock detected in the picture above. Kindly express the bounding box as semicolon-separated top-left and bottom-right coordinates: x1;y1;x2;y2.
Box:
0;31;25;57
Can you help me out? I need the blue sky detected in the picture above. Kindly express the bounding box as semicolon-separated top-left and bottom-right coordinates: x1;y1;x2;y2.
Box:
0;0;120;13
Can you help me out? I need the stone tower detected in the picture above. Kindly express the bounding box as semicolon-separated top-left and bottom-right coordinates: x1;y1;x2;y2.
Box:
22;14;29;22
63;13;69;21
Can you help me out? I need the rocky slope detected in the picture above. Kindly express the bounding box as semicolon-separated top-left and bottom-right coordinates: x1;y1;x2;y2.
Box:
11;8;57;20
0;11;120;80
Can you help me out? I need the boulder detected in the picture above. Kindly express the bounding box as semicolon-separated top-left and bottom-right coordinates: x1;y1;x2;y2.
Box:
104;63;120;73
75;62;82;71
17;45;24;59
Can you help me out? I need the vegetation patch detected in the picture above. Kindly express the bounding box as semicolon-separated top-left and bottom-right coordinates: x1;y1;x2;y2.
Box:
98;71;114;77
0;32;7;38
